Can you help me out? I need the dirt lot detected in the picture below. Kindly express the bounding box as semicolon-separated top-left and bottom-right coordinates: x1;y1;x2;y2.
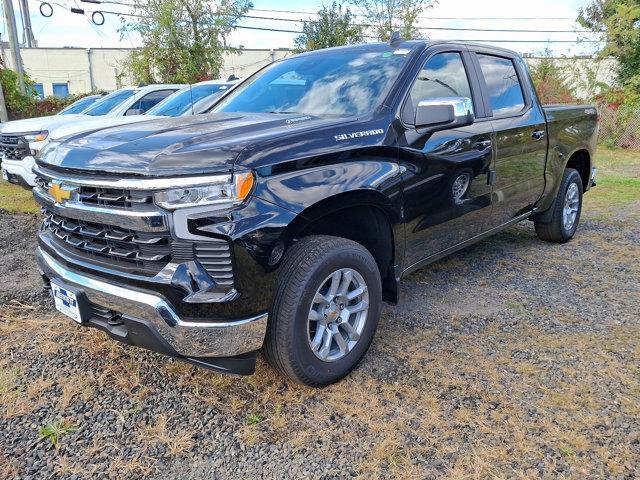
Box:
1;148;639;479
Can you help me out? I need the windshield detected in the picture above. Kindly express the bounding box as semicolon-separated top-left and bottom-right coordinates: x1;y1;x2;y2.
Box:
58;96;100;115
213;47;413;116
83;89;136;116
147;83;232;117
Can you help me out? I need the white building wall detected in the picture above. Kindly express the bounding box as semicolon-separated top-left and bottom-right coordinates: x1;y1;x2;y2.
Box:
2;47;292;95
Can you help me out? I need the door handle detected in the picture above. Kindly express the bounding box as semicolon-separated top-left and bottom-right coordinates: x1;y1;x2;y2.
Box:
473;139;492;150
532;130;545;141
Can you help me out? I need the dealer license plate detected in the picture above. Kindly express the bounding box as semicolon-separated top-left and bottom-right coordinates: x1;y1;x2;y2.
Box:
51;282;82;323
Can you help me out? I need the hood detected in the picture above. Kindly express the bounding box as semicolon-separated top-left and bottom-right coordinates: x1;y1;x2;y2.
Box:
39;112;355;176
50;115;158;141
0;114;85;135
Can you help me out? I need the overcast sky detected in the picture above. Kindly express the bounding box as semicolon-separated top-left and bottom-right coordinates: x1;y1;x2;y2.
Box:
5;0;599;56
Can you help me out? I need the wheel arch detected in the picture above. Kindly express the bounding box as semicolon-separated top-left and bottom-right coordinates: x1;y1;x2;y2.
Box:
283;189;401;304
564;148;591;190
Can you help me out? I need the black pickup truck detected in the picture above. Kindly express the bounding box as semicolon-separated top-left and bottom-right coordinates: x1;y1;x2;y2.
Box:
32;40;598;386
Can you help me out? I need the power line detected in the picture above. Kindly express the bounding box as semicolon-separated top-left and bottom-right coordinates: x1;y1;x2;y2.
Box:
248;8;576;22
234;24;603;43
241;14;598;34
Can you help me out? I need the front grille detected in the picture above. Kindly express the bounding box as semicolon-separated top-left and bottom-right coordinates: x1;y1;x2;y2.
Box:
0;135;29;161
195;243;234;286
44;211;172;274
35;177;153;210
37;173;236;287
77;186;153;209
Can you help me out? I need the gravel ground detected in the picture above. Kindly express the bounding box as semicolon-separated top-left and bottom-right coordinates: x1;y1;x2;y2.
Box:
1;198;639;479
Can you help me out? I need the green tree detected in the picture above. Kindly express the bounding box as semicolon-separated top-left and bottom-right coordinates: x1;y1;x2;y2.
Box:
349;0;435;41
294;2;363;52
120;0;252;84
0;57;38;119
578;0;640;97
527;49;577;104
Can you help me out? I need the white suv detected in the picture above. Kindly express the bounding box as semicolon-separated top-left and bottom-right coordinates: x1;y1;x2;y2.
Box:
0;84;184;187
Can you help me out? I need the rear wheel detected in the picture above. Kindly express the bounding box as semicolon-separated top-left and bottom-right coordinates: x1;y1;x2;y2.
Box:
534;168;583;243
263;235;382;387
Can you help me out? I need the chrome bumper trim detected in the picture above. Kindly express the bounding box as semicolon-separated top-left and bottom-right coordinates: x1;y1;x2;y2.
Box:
33;164;232;190
33;186;167;232
36;248;267;357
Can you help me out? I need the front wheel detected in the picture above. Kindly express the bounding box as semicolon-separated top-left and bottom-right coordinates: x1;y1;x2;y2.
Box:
534;168;583;243
263;235;382;387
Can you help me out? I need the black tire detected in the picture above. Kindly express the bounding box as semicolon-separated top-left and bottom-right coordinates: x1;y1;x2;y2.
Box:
263;235;382;387
534;168;583;243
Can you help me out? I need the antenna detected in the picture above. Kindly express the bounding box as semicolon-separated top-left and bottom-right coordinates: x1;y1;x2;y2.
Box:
389;31;403;47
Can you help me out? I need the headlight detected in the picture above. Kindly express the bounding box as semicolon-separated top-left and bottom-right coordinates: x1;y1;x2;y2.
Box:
154;172;254;210
23;131;49;143
34;140;58;160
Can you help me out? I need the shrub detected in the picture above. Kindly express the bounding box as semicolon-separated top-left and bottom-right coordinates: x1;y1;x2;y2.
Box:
0;67;38;119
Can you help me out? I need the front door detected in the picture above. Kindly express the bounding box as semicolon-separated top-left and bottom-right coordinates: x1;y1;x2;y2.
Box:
473;52;547;224
397;50;496;268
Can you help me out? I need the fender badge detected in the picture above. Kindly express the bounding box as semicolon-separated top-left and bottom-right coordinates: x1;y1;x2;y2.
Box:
334;129;385;141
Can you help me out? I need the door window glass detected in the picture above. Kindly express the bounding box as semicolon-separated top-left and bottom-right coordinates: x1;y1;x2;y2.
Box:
477;54;525;116
409;52;472;105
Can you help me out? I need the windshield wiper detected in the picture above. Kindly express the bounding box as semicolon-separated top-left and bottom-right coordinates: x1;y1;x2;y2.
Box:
265;110;300;114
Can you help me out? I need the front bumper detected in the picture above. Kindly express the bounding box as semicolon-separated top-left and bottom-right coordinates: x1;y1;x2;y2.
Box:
37;247;268;370
2;156;37;187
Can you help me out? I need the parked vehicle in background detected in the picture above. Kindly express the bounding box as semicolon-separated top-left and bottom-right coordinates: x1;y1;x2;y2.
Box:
33;40;598;386
145;79;237;117
1;84;184;187
57;94;105;115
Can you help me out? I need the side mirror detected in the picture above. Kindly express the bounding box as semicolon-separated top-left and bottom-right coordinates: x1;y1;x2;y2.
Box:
415;97;474;131
125;108;144;116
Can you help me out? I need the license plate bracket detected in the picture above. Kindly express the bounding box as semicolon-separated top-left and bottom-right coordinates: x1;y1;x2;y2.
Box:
50;280;91;324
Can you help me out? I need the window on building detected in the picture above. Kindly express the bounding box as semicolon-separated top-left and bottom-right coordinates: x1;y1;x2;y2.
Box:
52;83;70;98
476;54;526;117
33;83;45;100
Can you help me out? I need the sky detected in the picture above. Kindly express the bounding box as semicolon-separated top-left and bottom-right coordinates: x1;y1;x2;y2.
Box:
2;0;600;56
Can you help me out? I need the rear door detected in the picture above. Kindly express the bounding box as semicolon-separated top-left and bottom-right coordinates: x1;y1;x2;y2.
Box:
398;46;496;267
471;49;547;224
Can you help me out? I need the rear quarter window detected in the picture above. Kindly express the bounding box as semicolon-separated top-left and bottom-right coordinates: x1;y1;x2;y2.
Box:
477;54;526;117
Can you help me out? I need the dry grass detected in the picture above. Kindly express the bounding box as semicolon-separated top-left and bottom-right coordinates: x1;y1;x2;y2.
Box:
138;414;194;456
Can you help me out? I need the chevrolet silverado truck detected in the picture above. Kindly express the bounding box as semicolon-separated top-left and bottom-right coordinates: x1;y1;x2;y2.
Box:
32;40;598;387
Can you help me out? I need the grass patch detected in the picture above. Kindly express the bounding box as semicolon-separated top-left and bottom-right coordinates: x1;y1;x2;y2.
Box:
0;180;39;214
584;175;640;209
595;147;640;178
39;421;78;448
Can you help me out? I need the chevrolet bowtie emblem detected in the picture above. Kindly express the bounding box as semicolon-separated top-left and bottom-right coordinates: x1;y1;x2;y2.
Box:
48;182;76;204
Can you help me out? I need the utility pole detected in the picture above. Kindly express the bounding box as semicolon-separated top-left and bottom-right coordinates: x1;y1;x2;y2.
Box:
2;0;26;93
0;82;9;122
19;0;36;48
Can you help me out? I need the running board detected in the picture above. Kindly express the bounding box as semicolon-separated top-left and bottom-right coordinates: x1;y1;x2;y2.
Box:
402;211;533;277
